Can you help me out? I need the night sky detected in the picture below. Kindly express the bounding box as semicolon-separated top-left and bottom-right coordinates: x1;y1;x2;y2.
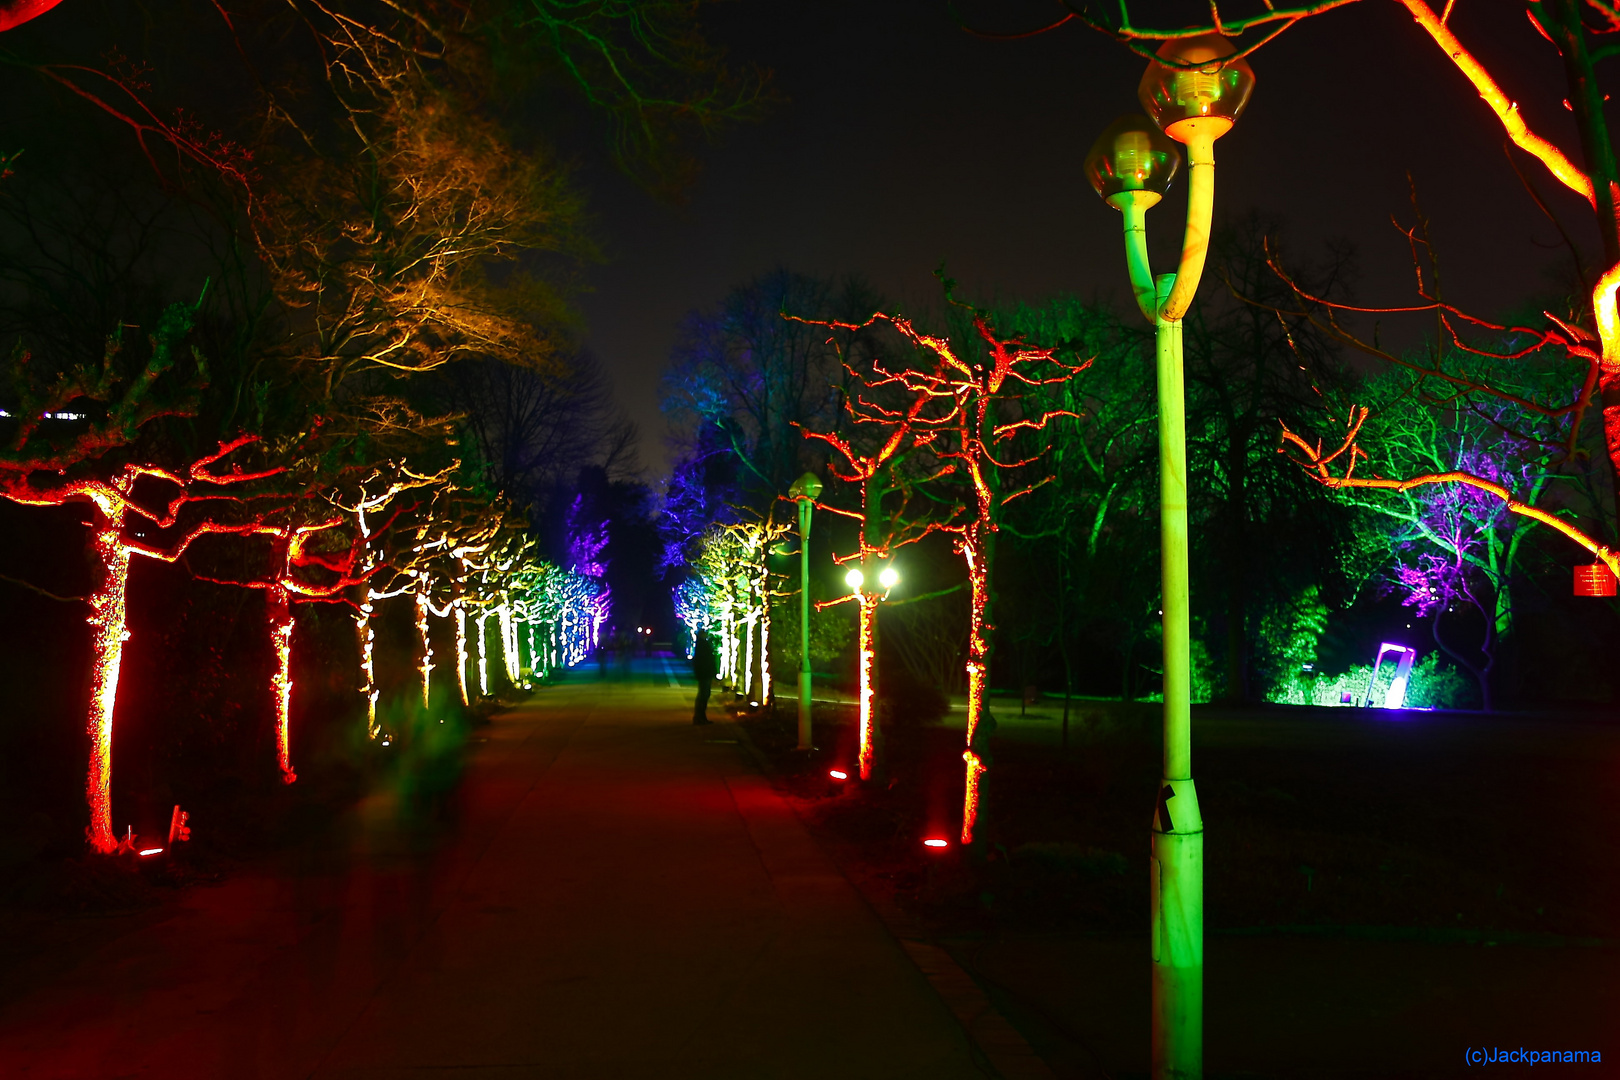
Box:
576;0;1600;477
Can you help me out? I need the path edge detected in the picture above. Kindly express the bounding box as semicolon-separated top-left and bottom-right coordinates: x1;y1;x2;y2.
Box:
725;715;1058;1080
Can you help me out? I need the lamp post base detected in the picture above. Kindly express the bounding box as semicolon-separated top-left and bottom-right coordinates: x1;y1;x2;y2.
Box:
797;675;813;750
1151;779;1203;1080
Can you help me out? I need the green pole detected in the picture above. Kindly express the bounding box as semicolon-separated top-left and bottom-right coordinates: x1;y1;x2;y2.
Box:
1110;132;1212;1080
1151;272;1203;1080
797;495;814;750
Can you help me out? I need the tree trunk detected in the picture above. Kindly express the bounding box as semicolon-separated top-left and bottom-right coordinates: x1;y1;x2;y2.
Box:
857;593;879;780
960;527;992;843
415;586;434;709
453;600;470;708
83;506;132;854
356;598;378;738
476;611;490;696
268;584;297;783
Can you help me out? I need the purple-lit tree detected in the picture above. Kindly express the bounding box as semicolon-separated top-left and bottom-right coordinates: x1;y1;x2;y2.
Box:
1310;361;1601;709
564;492;612;650
1390;505;1498;711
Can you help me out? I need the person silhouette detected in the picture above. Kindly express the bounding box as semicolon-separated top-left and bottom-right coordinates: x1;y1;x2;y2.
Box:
691;630;717;725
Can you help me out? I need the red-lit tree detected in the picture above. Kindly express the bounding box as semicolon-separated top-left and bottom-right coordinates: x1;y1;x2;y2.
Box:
0;299;284;851
851;301;1084;845
794;333;960;782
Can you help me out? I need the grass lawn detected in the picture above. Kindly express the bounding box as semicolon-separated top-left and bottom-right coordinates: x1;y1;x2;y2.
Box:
735;695;1619;1077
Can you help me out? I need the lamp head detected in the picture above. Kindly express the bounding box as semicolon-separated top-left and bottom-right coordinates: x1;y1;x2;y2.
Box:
1084;114;1181;210
789;471;824;500
844;567;865;591
1138;34;1255;144
878;565;900;590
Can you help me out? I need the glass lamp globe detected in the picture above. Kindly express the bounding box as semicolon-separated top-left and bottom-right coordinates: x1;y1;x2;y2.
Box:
1137;34;1255;142
844;567;865;591
878;565;900;589
789;471;824;500
1084;114;1181;208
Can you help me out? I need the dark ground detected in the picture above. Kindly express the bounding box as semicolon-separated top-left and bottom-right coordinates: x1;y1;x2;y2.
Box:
733;694;1620;1078
0;662;989;1079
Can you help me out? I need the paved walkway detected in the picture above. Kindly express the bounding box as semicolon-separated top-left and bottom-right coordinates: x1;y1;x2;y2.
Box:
0;660;987;1079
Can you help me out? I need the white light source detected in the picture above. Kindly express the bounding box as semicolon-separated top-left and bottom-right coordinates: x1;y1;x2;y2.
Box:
844;567;864;590
878;565;900;590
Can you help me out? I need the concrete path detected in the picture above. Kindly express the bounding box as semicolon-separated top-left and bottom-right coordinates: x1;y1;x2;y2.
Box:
0;660;988;1079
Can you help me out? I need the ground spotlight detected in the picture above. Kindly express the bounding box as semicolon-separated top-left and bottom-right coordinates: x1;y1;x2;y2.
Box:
829;769;848;781
923;838;949;849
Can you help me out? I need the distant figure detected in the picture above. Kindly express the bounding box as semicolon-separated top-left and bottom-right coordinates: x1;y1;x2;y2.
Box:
691;631;717;725
616;628;634;680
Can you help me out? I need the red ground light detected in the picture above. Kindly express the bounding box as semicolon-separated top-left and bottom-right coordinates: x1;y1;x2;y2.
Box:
923;838;949;849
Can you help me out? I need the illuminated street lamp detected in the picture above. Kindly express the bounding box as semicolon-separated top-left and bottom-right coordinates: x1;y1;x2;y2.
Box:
1086;33;1255;1080
839;557;899;781
788;471;824;750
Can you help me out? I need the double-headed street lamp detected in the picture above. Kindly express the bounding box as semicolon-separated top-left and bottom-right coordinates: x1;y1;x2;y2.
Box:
788;471;824;750
843;558;898;781
1085;34;1255;1080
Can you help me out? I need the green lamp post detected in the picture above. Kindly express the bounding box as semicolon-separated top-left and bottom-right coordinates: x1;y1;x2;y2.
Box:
788;471;824;750
1085;34;1255;1080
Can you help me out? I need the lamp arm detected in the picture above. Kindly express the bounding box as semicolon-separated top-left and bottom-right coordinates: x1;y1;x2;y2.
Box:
1117;194;1159;323
1160;127;1217;322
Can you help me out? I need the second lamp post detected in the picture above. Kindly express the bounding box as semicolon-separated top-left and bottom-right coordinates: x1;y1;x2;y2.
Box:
1084;34;1255;1080
787;471;824;750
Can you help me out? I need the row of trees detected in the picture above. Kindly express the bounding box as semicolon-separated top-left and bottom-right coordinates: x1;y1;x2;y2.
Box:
0;0;752;853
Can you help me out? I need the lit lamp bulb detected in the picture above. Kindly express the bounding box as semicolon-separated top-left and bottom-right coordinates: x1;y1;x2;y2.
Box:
844;567;865;591
1137;34;1255;144
1084;114;1180;209
878;565;899;590
1113;130;1153;188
